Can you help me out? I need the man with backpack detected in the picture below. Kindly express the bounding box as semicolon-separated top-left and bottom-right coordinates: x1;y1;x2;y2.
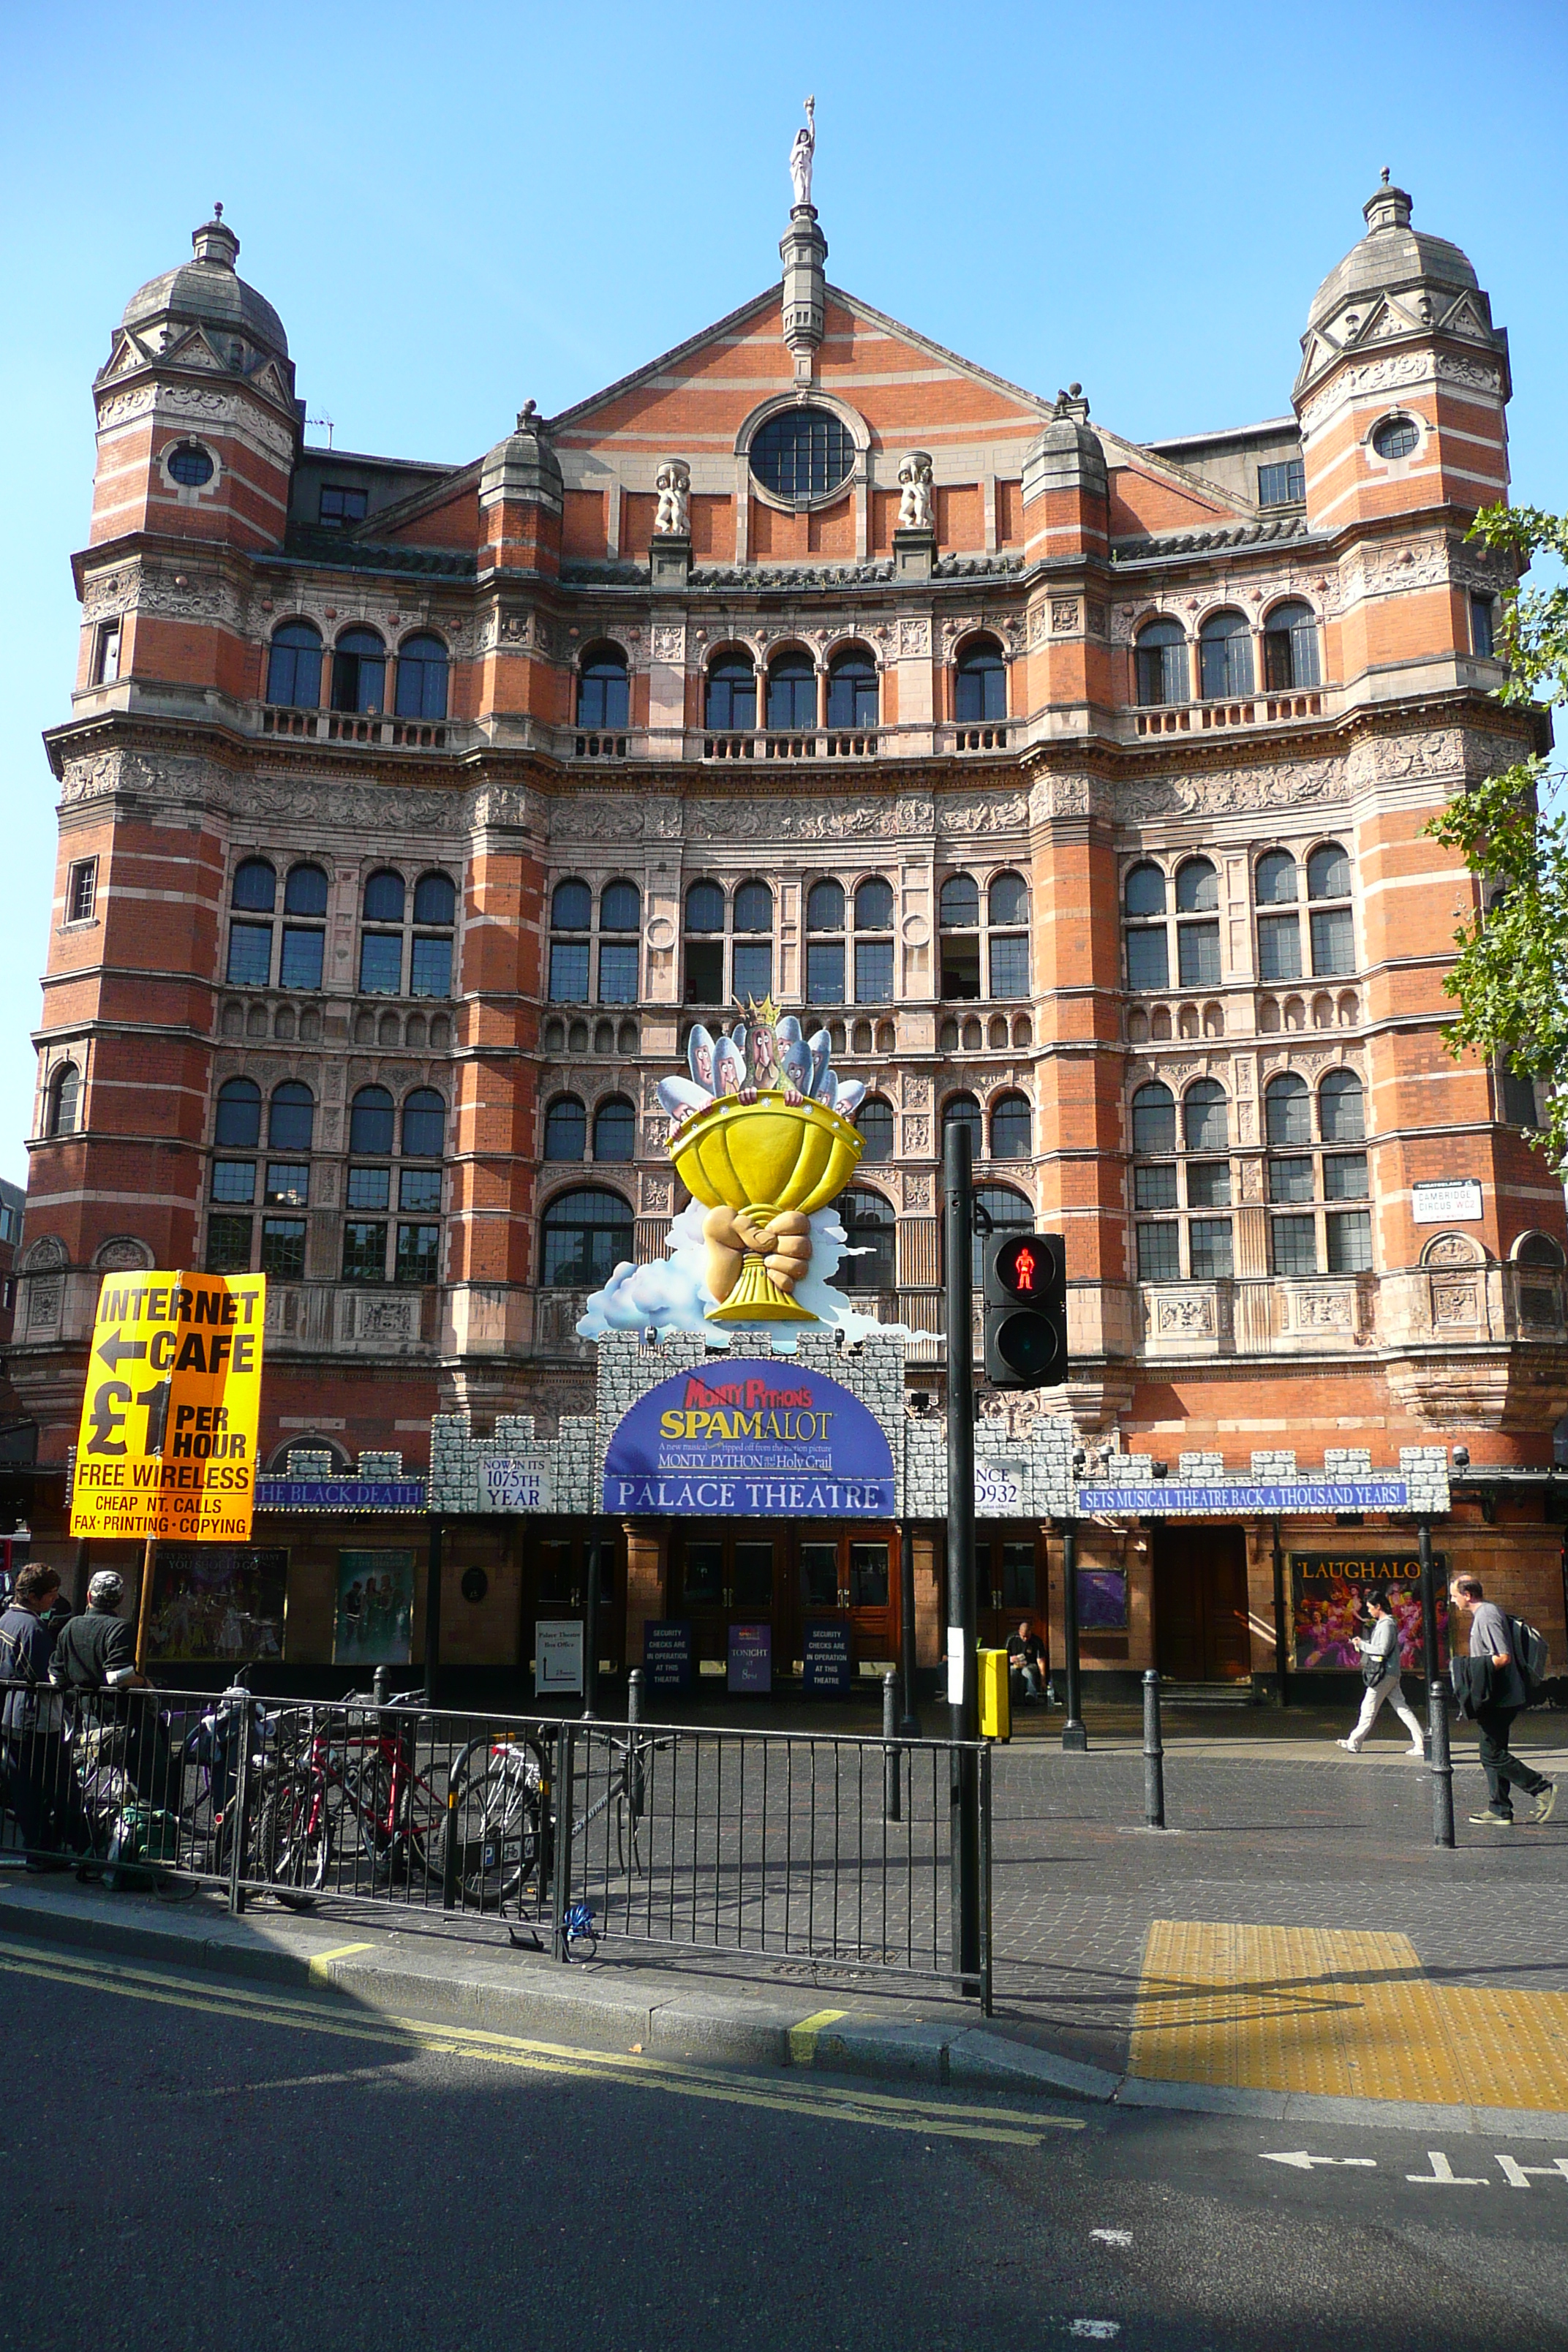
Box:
1448;1573;1556;1827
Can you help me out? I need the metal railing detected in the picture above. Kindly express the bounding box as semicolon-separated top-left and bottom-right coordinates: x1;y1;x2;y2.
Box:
0;1682;992;2008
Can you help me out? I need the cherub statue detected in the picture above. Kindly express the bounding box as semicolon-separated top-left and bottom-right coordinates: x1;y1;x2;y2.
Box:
897;450;934;532
653;458;690;537
789;95;816;209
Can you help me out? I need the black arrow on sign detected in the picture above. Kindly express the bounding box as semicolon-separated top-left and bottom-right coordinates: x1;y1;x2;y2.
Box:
97;1333;147;1371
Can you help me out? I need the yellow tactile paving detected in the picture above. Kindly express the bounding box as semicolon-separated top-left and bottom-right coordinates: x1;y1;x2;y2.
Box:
1128;1921;1568;2110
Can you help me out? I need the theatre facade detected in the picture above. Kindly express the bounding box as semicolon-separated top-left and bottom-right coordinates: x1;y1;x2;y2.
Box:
11;154;1568;1693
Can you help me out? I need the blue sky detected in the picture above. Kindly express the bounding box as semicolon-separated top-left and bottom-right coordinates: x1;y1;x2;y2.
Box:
1;0;1564;1183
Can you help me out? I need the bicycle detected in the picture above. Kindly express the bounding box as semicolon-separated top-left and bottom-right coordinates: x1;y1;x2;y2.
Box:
257;1692;444;1908
446;1733;551;1912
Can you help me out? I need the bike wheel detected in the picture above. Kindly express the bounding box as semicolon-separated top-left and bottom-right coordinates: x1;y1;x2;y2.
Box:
448;1752;543;1910
256;1776;331;1908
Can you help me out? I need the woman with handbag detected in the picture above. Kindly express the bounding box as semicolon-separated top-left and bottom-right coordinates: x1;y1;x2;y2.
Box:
1336;1586;1425;1756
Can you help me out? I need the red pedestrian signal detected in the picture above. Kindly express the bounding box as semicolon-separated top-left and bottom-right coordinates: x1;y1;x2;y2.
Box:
982;1232;1067;1389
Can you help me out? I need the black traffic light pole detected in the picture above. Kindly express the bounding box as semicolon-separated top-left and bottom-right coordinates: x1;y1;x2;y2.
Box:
943;1119;981;1991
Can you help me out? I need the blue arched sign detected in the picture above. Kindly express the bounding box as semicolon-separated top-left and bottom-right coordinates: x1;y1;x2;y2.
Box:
603;1358;895;1518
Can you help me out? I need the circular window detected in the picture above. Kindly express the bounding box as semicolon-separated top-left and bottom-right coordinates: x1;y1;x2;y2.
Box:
750;407;855;504
167;440;216;487
1371;415;1420;462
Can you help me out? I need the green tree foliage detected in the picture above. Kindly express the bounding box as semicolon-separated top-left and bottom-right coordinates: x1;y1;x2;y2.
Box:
1429;505;1568;1172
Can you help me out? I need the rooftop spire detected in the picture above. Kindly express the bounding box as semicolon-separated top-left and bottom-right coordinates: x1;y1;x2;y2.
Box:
780;97;826;386
191;204;240;270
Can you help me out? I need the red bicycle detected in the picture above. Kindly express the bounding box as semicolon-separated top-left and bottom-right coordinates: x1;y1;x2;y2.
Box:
256;1694;444;1906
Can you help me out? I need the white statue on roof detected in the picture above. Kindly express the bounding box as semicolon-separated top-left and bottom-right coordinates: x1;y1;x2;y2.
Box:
789;95;815;210
654;458;690;537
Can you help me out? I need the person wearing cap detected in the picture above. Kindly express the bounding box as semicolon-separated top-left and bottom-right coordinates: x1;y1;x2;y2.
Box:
0;1563;92;1863
50;1571;173;1814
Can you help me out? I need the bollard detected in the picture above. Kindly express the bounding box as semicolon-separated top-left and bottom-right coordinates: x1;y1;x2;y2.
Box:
883;1670;902;1823
373;1664;391;1709
1428;1678;1455;1848
625;1666;646;1824
626;1667;644;1727
1142;1670;1166;1830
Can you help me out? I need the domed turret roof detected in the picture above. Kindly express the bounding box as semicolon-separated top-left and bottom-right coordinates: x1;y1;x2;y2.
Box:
120;208;288;361
1306;177;1477;334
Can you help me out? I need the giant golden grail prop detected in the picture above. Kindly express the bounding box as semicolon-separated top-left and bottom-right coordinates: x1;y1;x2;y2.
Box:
670;1091;863;1323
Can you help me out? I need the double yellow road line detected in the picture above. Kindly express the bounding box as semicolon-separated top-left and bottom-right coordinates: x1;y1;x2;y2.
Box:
0;1936;1080;2148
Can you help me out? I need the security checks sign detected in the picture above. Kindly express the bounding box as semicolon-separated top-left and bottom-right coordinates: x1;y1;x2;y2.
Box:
71;1272;265;1542
603;1357;894;1517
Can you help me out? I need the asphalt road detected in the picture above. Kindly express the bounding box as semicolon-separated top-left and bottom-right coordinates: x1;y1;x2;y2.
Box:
6;1954;1567;2352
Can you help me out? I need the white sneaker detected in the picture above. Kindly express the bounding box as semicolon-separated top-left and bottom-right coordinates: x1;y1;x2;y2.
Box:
1405;1747;1425;1758
1335;1738;1361;1753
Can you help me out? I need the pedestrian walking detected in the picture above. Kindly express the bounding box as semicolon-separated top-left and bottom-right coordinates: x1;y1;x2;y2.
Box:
1335;1586;1425;1757
50;1570;174;1813
1448;1574;1556;1827
0;1564;93;1864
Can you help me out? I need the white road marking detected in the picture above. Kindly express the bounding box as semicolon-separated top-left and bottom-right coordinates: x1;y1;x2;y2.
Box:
1497;2155;1568;2188
1406;2152;1489;2186
1090;2229;1133;2247
1259;2152;1378;2171
1068;2326;1120;2341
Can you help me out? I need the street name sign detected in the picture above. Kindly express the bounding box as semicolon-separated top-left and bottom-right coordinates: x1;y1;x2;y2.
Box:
71;1271;266;1542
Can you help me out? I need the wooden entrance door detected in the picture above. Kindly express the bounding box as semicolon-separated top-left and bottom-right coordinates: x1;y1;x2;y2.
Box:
671;1529;780;1665
793;1527;897;1668
1153;1524;1251;1680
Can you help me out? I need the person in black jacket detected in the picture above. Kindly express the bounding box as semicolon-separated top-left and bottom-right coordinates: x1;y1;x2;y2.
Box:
0;1564;93;1863
50;1571;175;1814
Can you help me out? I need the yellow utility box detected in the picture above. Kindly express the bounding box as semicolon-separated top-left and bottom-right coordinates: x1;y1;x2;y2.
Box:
978;1647;1011;1741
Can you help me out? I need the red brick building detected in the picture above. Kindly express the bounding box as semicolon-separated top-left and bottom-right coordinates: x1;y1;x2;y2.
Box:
12;176;1567;1688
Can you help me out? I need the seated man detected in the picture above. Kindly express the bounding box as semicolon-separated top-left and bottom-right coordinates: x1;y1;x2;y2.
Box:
1006;1619;1046;1705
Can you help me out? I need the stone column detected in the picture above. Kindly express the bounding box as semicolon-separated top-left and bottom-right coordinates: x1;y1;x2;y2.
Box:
622;1519;668;1670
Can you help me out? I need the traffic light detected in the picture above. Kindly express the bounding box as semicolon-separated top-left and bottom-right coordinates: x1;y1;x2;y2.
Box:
983;1231;1067;1388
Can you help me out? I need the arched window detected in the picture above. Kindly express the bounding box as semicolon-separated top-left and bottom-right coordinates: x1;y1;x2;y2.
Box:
363;870;405;924
284;864;328;917
1263;602;1320;693
766;650;816;732
577;644;629;731
807;880;845;932
1319;1069;1365;1143
837;1188;895;1289
47;1063;80;1139
941;873;980;928
1131;1082;1176;1156
1175;859;1218;915
402;1088;445;1158
350;1085;395;1156
600;880;640;933
987;872;1030;1000
731;879;772;999
855;878;894;932
970;1183;1032;1284
1307;841;1352;901
685;880;724;932
1199;610;1254;701
394;633;448;722
1264;1073;1311;1147
1372;415;1419;461
942;1092;983;1156
593;1096;636;1162
1124;864;1166;918
232;859;276;912
827;645;878;729
1306;843;1354;977
265;620;323;709
1183;1079;1228;1153
546;878;591;1003
331;627;387;715
705;652;756;732
991;1091;1032;1159
1518;1234;1567;1269
540;1187;633;1287
1134;617;1188;707
807;879;845;1004
544;1096;587;1161
1255;851;1297;905
989;872;1028;927
1175;857;1221;988
268;1081;314;1153
214;1077;261;1150
854;1097;894;1163
954;634;1006;724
